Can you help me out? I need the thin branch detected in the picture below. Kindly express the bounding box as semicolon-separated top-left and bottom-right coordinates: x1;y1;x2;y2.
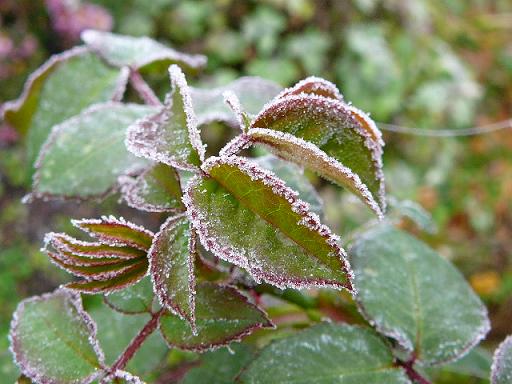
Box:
129;69;162;106
377;118;512;137
107;308;165;375
398;358;432;384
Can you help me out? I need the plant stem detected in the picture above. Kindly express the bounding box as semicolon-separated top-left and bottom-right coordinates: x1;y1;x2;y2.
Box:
108;308;165;375
129;70;162;106
399;359;432;384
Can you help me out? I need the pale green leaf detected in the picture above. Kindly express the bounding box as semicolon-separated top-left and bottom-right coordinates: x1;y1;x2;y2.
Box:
104;277;154;314
33;103;156;199
492;335;512;384
349;224;490;365
238;323;411;384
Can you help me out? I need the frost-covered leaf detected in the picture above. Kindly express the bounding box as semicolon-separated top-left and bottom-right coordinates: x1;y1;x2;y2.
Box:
119;164;184;213
126;65;205;171
491;335;512;384
185;156;351;290
88;302;167;380
180;344;254;384
104;277;154;315
250;90;385;217
426;346;492;380
238;323;410;384
2;47;128;170
275;76;343;100
33;103;156;199
349;224;490;365
81;30;206;71
149;215;196;329
188;77;282;125
159;282;272;352
9;289;105;384
72;216;154;251
251;155;323;217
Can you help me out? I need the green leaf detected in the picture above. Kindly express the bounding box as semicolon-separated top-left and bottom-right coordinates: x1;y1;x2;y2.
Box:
159;282;272;352
104;277;155;315
492;335;512;384
189;77;281;126
184;156;351;290
426;346;492;380
276;76;344;100
349;224;490;365
251;154;323;217
149;215;196;329
2;47;127;169
180;344;254;384
10;290;104;383
119;163;184;212
88;302;167;380
250;83;385;217
81;30;206;71
238;323;411;384
33;103;157;199
387;198;437;234
126;65;205;170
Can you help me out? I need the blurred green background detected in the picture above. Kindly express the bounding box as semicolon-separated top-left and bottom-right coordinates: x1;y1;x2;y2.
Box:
1;0;511;382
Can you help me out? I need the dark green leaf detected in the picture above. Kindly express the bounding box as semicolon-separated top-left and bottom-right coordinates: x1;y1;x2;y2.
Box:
149;215;196;329
81;30;206;71
10;290;104;383
238;323;411;384
104;277;155;315
33;103;157;199
184;156;351;290
159;282;272;352
349;224;490;365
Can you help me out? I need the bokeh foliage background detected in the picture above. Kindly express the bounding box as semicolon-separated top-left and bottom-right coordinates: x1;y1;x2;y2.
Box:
0;0;511;382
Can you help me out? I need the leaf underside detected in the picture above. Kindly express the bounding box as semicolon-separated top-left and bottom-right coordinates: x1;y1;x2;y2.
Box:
185;156;352;291
159;282;272;352
238;323;411;384
349;224;490;365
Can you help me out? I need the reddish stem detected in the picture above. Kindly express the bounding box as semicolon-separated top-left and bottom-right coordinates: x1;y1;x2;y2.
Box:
399;358;432;384
108;308;165;374
129;70;161;106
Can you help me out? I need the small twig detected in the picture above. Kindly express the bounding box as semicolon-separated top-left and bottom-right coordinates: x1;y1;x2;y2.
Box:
107;308;165;375
398;358;432;384
129;69;162;106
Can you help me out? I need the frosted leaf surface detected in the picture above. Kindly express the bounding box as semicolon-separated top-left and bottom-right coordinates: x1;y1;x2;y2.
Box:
126;66;204;170
189;77;282;126
180;344;253;384
2;47;128;171
120;163;184;213
238;323;411;384
491;335;512;384
88;302;167;380
251;154;323;217
9;289;104;384
185;156;352;290
33;103;156;199
251;92;385;216
349;224;490;365
149;216;196;329
275;76;344;100
159;282;272;352
81;29;206;71
104;277;154;315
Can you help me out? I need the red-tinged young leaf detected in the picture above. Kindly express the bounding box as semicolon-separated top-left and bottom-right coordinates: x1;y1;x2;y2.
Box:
149;215;196;330
72;216;154;251
9;289;105;384
126;65;205;171
184;156;352;291
47;232;146;260
81;30;207;71
251;92;385;216
159;282;273;352
65;261;148;294
119;163;184;213
189;77;282;126
275;76;344;100
47;251;143;280
347;105;384;147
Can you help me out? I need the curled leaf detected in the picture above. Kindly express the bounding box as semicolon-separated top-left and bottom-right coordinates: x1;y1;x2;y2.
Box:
184;155;352;291
81;29;206;71
126;65;205;171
